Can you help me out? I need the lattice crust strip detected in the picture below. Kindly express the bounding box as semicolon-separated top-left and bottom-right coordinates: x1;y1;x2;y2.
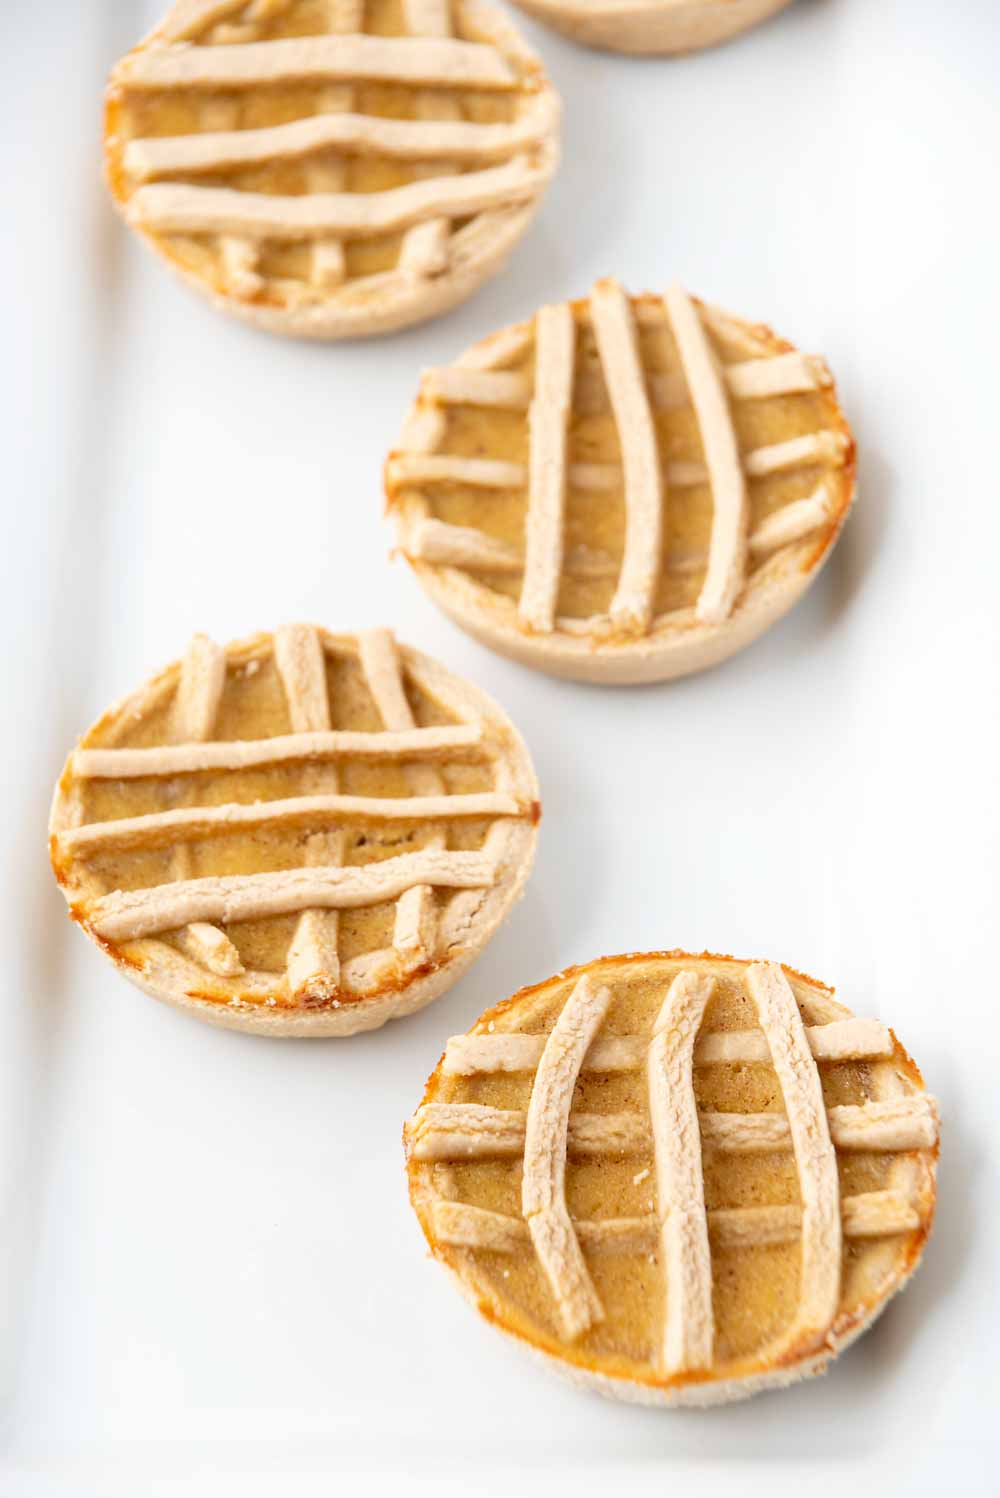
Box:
663;282;748;624
169;633;245;977
588;277;664;632
305;0;365;293
744;961;841;1358
115;36;521;92
62;628;534;1001
400;0;460;281
409;1095;939;1159
519;302;575;633
429;1189;926;1256
71;723;485;778
521;974;612;1339
128;161;549;241
389;278;851;638
274;622;345;1004
408;963;938;1363
110;0;559;306
123;110;553;183
418;347;833;413
403;482;836;582
359;627;447;981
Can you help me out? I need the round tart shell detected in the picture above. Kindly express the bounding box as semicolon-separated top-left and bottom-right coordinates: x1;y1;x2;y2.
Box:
49;628;539;1037
103;0;560;340
406;951;937;1406
387;288;856;685
508;0;794;55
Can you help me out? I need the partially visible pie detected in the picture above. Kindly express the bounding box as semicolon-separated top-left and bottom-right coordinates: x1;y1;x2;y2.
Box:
406;952;938;1405
49;626;539;1036
506;0;794;55
104;0;560;338
386;278;855;683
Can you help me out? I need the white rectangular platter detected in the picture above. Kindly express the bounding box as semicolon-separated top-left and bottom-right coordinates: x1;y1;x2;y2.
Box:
2;1;998;1494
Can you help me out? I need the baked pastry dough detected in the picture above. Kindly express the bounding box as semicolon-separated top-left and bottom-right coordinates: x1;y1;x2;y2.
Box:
104;0;560;338
387;278;855;683
507;0;794;55
50;626;538;1035
406;952;938;1405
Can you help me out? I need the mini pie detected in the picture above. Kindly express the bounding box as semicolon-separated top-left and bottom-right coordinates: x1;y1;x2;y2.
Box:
49;625;539;1036
506;0;794;56
386;278;855;684
104;0;560;339
406;952;938;1405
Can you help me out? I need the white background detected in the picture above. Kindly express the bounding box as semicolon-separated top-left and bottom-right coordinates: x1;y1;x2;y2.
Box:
3;1;998;1494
